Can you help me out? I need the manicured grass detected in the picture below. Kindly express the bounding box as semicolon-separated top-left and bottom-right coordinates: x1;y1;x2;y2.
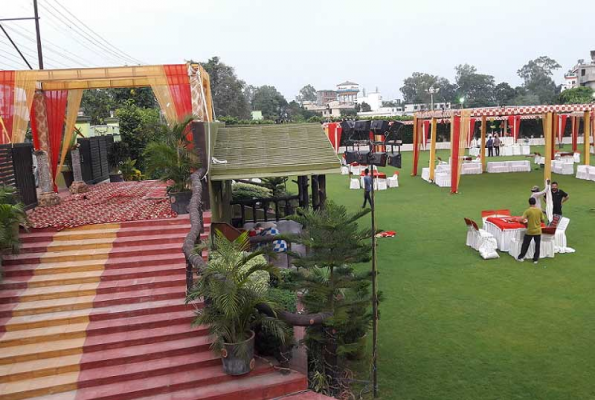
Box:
326;146;595;400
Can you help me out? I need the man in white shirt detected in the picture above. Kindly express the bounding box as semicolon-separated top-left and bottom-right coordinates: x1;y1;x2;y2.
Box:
530;179;550;211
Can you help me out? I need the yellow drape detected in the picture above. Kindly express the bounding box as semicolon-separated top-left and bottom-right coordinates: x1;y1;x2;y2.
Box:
544;113;552;181
458;110;471;190
57;90;83;176
12;70;37;143
147;66;178;126
429;118;437;181
480;115;487;172
585;111;591;166
411;116;418;176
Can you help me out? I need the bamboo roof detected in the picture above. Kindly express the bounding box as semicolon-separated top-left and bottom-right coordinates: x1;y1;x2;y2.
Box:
210;123;341;181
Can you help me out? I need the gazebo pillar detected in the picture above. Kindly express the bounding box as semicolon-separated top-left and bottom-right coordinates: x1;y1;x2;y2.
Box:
480;115;487;172
68;148;89;194
428;118;437;181
544;113;553;181
36;151;61;206
584;111;591;166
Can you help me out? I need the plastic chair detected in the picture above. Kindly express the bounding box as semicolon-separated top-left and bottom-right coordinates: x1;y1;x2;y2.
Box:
349;178;360;190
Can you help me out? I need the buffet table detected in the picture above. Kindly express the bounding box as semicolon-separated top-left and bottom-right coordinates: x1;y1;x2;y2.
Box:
483;217;527;251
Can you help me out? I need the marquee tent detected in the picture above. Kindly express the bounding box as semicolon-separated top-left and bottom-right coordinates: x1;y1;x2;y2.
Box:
411;104;594;193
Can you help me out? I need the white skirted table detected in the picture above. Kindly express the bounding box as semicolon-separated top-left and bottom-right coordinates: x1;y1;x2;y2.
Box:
483;217;527;252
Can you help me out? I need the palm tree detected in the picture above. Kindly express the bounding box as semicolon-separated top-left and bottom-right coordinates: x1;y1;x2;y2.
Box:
143;116;199;193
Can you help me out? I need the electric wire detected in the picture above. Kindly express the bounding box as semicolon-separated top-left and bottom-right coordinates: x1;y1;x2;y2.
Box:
48;0;144;65
39;0;142;65
0;35;70;69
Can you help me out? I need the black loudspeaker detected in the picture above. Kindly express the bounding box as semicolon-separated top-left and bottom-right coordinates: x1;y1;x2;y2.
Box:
367;152;387;167
388;153;402;168
354;120;371;133
371;120;389;134
355;150;370;164
344;151;358;164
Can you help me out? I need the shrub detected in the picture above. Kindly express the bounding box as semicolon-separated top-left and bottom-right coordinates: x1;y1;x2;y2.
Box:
232;182;272;201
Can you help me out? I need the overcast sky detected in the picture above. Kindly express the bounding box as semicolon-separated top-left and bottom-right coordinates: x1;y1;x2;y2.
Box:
1;0;593;101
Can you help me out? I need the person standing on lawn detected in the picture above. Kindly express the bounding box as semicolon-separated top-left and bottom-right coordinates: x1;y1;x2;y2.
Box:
362;168;373;208
549;181;569;217
494;134;501;156
530;179;550;211
517;197;545;264
487;135;494;157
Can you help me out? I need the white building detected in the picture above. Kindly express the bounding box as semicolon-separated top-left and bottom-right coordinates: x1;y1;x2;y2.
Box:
403;102;452;115
357;107;404;118
336;81;359;104
564;51;595;91
356;88;383;111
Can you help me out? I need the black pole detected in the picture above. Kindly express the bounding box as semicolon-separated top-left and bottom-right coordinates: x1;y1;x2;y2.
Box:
0;24;33;69
370;164;379;397
33;0;43;69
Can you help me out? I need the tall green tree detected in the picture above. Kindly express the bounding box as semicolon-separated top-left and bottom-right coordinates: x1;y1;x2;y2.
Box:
516;56;561;104
493;82;517;106
116;100;162;170
111;87;157;109
200;56;251;119
400;72;456;104
454;64;496;107
251;85;288;120
559;86;594;104
359;101;372;112
80;89;115;125
297;84;317;103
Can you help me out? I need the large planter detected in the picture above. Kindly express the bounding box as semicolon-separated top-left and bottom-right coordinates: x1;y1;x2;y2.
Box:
221;331;256;376
109;173;124;182
61;171;74;188
169;191;192;214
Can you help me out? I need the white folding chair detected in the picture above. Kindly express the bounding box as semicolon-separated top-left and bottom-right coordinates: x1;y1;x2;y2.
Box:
377;179;388;190
341;166;349;175
349;178;360;190
554;217;570;252
387;174;399;188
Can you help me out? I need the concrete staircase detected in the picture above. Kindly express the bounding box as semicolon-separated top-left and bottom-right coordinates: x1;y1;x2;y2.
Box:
0;213;307;400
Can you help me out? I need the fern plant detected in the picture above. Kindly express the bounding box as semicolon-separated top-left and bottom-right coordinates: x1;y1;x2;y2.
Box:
0;186;28;255
143;116;199;193
186;231;287;353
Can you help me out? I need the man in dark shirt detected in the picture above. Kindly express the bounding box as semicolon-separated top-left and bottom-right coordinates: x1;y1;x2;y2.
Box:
549;181;569;216
362;168;373;208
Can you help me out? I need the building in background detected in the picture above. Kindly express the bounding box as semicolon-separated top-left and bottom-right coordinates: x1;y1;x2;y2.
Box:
75;111;121;141
403;102;452;115
565;51;595;90
336;81;359;104
316;90;338;106
356;87;383;111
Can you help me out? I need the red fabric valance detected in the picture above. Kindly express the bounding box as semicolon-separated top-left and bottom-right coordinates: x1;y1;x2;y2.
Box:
0;71;15;144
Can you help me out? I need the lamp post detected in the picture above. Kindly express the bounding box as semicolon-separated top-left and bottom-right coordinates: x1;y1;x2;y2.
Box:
459;96;465;109
428;86;439;111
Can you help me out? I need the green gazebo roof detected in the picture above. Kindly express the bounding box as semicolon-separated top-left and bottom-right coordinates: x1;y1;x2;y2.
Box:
210;123;341;181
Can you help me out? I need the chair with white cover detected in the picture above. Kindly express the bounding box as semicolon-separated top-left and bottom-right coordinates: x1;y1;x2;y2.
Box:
553;217;573;253
576;165;589;180
349;178;360;190
350;165;361;175
435;172;451;187
341;166;349;175
464;218;476;248
387;173;399;188
509;230;555;260
377;179;388;191
421;168;430;182
573;153;580;163
468;219;499;259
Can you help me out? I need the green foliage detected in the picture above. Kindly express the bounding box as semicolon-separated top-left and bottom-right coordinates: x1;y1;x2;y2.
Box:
266;287;297;313
516;56;562;104
494;82;517;106
186;232;284;352
0;186;28;256
116;100;162;170
108;141;130;173
359;101;372;112
261;177;288;197
143;117;198;192
559;86;595;104
284;202;375;394
217;116;275;126
200;56;251;119
232;182;272;201
297;84;317;103
119;158;141;181
455;64;496;107
251;85;288;120
81;89;116;125
400;72;456;104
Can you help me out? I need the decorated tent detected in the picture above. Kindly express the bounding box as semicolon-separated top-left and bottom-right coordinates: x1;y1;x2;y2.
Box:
0;63;213;193
411;104;595;193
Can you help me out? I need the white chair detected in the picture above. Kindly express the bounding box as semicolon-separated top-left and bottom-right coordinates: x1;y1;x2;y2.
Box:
573;153;581;163
377;179;388;191
349;178;360;190
554;217;572;253
435;172;451;187
341;166;349;175
350;165;361;175
576;165;589;180
421;168;430;182
387;174;399;188
467;219;499;259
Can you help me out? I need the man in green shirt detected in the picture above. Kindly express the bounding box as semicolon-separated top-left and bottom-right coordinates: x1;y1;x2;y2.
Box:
517;197;546;264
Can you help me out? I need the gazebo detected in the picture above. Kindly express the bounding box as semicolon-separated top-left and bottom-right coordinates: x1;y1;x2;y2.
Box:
411;104;595;193
0;63;213;204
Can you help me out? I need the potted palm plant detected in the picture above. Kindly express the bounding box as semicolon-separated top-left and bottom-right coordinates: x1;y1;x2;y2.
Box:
186;231;287;375
144;116;198;214
0;186;28;280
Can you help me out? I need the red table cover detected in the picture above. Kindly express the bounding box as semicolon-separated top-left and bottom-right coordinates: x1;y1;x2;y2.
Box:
360;171;386;179
486;217;526;230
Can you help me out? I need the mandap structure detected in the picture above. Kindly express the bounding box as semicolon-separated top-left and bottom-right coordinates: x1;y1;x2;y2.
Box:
411;104;595;193
0;63;213;203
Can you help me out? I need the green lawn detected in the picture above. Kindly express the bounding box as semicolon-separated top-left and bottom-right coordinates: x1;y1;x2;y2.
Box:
325;146;595;400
